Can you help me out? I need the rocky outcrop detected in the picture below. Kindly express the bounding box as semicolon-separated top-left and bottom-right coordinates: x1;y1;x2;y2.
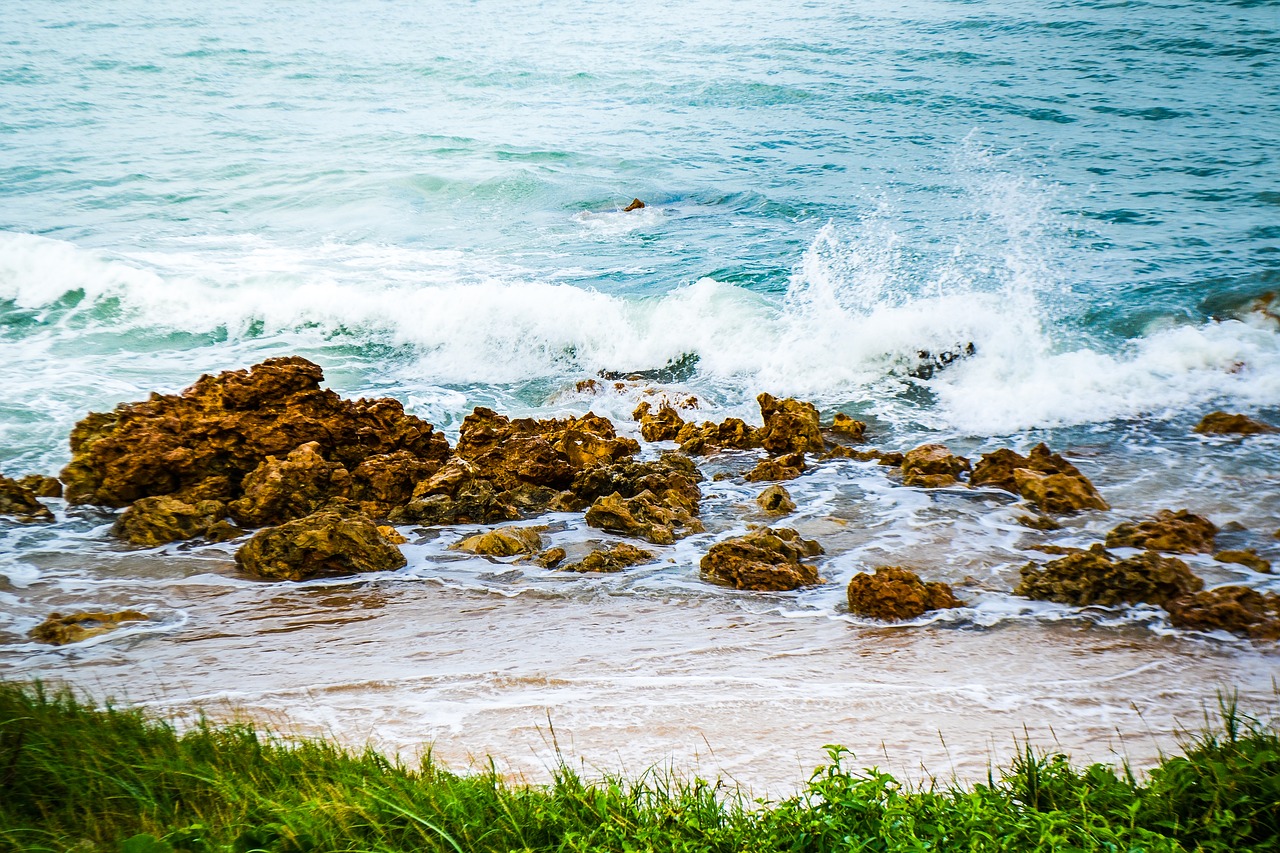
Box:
744;452;805;483
675;418;761;455
1015;544;1203;607
228;442;351;528
535;547;567;568
561;542;654;573
564;453;702;515
452;526;543;557
0;475;54;523
1214;549;1271;573
1165;586;1280;640
830;413;866;442
1105;510;1216;554
349;451;443;517
1193;412;1277;436
756;484;796;514
16;474;62;498
756;394;824;455
234;509;406;581
113;496;228;546
60;357;450;509
633;402;686;443
901;444;970;488
700;527;823;591
392;458;525;526
846;566;963;621
970;443;1107;513
30;610;149;645
584;490;703;545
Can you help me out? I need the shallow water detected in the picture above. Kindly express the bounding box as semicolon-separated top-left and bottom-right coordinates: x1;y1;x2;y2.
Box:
2;0;1279;792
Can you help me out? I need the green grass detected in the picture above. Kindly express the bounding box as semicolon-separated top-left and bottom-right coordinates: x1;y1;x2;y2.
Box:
1;681;1276;852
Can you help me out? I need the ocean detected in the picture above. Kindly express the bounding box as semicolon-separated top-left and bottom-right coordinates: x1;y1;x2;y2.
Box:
2;0;1278;791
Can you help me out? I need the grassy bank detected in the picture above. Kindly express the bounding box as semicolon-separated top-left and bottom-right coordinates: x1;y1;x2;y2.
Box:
0;682;1276;852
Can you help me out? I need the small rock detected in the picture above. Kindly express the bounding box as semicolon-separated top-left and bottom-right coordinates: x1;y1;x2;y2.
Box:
675;417;761;454
744;452;805;483
1193;411;1277;435
830;413;866;442
623;198;646;212
535;547;567;568
17;474;62;498
635;403;687;442
757;393;825;455
1017;514;1061;531
204;520;248;543
584;490;704;545
846;566;963;621
1214;549;1271;573
0;475;54;523
453;526;543;557
561;542;654;573
377;525;409;545
30;610;149;645
901;444;970;488
1165;586;1280;640
113;496;227;546
234;510;407;581
700;527;823;591
1105;510;1217;554
971;444;1107;514
756;484;796;514
1015;544;1203;607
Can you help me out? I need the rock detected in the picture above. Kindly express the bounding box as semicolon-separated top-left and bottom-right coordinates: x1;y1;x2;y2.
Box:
969;448;1031;493
1014;468;1109;515
1214;549;1271;573
535;547;567;568
971;444;1107;514
561;542;654;573
700;527;823;591
234;510;407;581
1105;510;1217;554
60;356;450;508
823;447;904;466
757;393;825;455
901;444;970;488
349;451;442;517
393;458;521;525
830;413;866;442
846;566;963;621
756;484;796;514
112;496;227;546
1015;544;1203;607
1193;411;1277;435
566;453;703;514
1165;586;1280;640
634;403;687;442
377;525;408;545
675;417;761;455
744;452;806;483
17;474;62;498
623;198;646;212
205;520;248;543
598;353;699;384
453;526;543;557
1018;514;1061;531
227;442;351;528
0;475;54;523
30;610;149;645
584;490;704;545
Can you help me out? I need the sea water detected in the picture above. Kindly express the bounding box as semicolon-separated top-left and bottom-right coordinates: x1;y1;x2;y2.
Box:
1;0;1278;792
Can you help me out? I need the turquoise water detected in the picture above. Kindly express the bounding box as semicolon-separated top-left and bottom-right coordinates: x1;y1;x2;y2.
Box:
2;0;1279;787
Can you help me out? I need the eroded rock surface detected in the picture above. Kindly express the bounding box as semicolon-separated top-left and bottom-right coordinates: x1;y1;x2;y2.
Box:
453;526;543;557
234;509;406;581
1015;544;1203;607
17;474;62;498
970;443;1107;513
830;413;866;442
1165;586;1280;640
757;393;824;455
846;566;963;621
756;484;796;514
0;475;54;523
744;452;805;483
565;453;702;515
561;542;654;573
901;444;970;488
1193;411;1278;435
228;442;351;528
584;490;703;545
700;527;823;591
113;495;228;546
1214;549;1271;573
30;610;149;645
1105;510;1217;554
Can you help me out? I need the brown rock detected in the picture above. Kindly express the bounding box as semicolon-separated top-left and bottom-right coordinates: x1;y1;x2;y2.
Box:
1014;469;1109;514
0;475;54;523
757;393;825;455
234;510;407;581
377;525;408;545
623;198;646;212
204;520;248;542
349;451;442;517
635;403;687;442
1105;509;1217;554
30;610;149;645
60;357;450;508
846;566;963;621
700;527;823;591
1194;411;1278;435
830;413;867;442
453;526;543;557
1015;544;1203;607
561;542;654;573
566;453;702;515
16;474;62;498
112;496;227;546
535;547;567;568
675;417;761;454
393;458;520;525
756;484;796;514
227;442;351;528
971;444;1107;514
1165;586;1280;640
584;490;704;545
1018;514;1062;531
969;448;1031;493
1214;549;1271;573
744;452;806;482
901;444;970;488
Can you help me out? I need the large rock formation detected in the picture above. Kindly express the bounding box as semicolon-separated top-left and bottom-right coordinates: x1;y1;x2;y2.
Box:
700;527;823;591
564;453;702;514
846;566;963;621
1105;510;1217;554
970;443;1107;513
228;442;351;528
900;444;970;488
1193;412;1277;436
1015;544;1202;607
1165;586;1280;640
0;475;54;523
234;509;407;581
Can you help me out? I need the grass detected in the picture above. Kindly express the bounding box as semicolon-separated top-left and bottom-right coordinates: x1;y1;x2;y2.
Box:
1;681;1277;852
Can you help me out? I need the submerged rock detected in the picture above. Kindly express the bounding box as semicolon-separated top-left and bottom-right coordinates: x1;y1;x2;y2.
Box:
744;452;806;483
561;542;654;573
584;490;704;545
30;610;149;645
1105;509;1217;554
1193;411;1278;436
1165;586;1280;640
622;198;646;212
901;444;970;488
756;484;796;514
228;442;351;528
971;444;1107;514
0;475;54;523
234;509;406;581
113;495;228;546
757;393;825;455
700;527;823;591
846;566;963;621
453;526;543;557
1214;549;1271;573
822;446;904;466
1015;544;1203;607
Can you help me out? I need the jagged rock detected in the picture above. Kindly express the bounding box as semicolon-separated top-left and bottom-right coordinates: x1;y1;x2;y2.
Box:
1193;411;1277;435
0;475;54;523
830;413;866;442
392;458;520;525
60;357;450;508
584;490;704;545
823;446;904;466
535;547;566;568
205;520;248;542
453;526;543;557
30;610;149;645
633;402;686;442
561;542;654;573
17;474;62;498
234;509;406;581
1214;549;1271;573
756;484;796;514
700;527;823;591
1014;468;1108;514
744;452;806;482
349;451;442;517
623;198;646;212
969;448;1031;493
113;496;227;546
227;442;351;528
566;453;702;514
1015;544;1203;607
676;417;761;455
377;525;408;545
971;444;1107;514
901;444;970;488
757;393;824;455
1165;586;1280;640
846;566;963;621
1105;510;1217;554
